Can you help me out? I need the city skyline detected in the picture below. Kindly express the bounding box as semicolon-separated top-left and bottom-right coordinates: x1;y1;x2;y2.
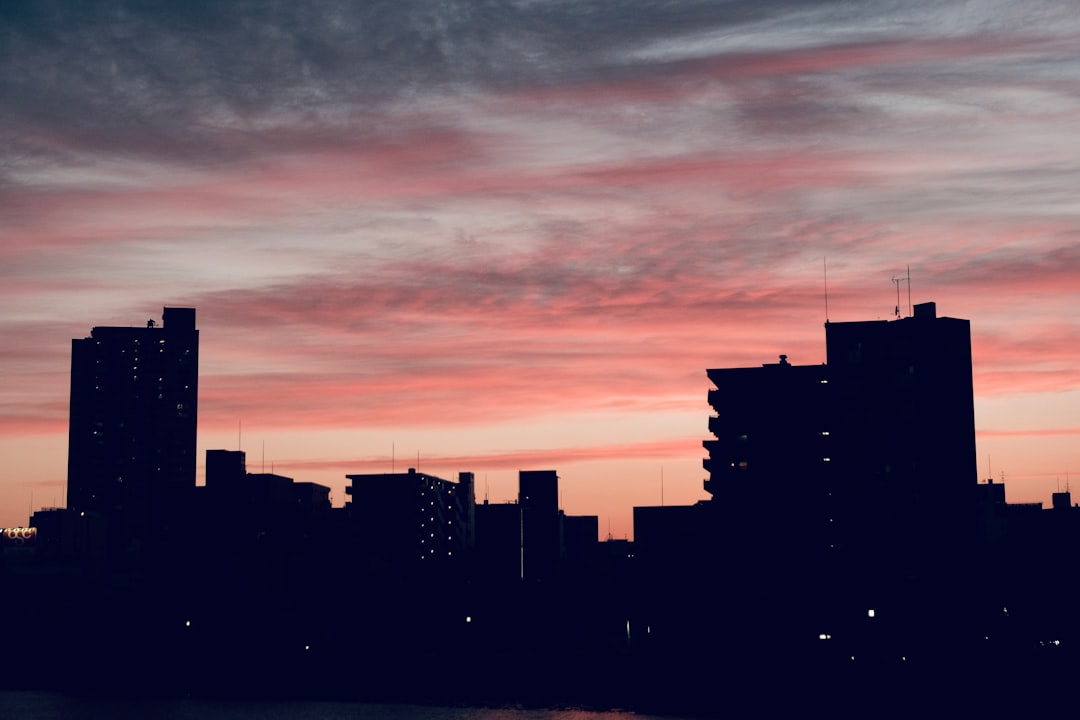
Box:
3;2;1080;535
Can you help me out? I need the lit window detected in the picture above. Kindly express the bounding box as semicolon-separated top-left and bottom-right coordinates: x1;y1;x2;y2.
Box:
867;609;875;618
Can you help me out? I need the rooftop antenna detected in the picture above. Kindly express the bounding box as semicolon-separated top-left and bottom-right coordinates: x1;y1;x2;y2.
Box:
661;466;665;507
823;257;830;323
392;442;395;474
907;265;912;317
238;420;242;451
891;268;911;318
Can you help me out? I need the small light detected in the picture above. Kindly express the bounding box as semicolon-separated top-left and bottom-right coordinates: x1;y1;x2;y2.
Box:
465;616;472;623
867;609;875;618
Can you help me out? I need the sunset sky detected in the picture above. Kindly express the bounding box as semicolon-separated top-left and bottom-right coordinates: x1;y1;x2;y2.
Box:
3;1;1079;537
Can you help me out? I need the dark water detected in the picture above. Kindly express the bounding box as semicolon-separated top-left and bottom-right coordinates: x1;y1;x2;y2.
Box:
0;691;673;720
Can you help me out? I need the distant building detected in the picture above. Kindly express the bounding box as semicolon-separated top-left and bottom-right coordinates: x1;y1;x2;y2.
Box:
474;499;521;581
519;470;560;583
343;468;475;574
66;307;199;560
473;471;598;584
201;449;331;540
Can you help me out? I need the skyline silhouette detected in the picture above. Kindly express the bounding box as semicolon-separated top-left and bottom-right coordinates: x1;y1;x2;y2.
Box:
3;301;1079;714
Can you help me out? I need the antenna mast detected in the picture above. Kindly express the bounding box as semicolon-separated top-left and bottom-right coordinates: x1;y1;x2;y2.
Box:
907;265;912;317
891;269;911;318
823;257;830;323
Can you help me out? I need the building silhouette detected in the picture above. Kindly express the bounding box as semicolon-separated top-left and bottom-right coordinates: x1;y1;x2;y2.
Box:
66;307;198;562
343;468;475;575
9;300;1079;710
518;469;560;582
695;300;980;660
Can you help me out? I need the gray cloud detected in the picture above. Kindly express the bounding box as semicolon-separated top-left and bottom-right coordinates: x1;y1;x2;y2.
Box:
0;1;876;162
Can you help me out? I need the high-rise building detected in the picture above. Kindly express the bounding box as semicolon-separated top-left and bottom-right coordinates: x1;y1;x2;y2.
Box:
704;301;976;538
66;307;199;554
698;301;979;654
519;470;560;582
824;302;976;527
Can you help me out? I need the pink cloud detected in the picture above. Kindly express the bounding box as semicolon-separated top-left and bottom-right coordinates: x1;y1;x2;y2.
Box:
276;437;702;475
979;428;1080;438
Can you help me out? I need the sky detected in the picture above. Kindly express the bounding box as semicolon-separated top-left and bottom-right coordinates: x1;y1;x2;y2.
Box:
2;0;1079;538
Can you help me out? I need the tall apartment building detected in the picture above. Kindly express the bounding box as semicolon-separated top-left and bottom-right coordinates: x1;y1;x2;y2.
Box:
518;470;561;583
824;301;977;533
66;307;199;555
705;302;975;531
700;301;978;652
